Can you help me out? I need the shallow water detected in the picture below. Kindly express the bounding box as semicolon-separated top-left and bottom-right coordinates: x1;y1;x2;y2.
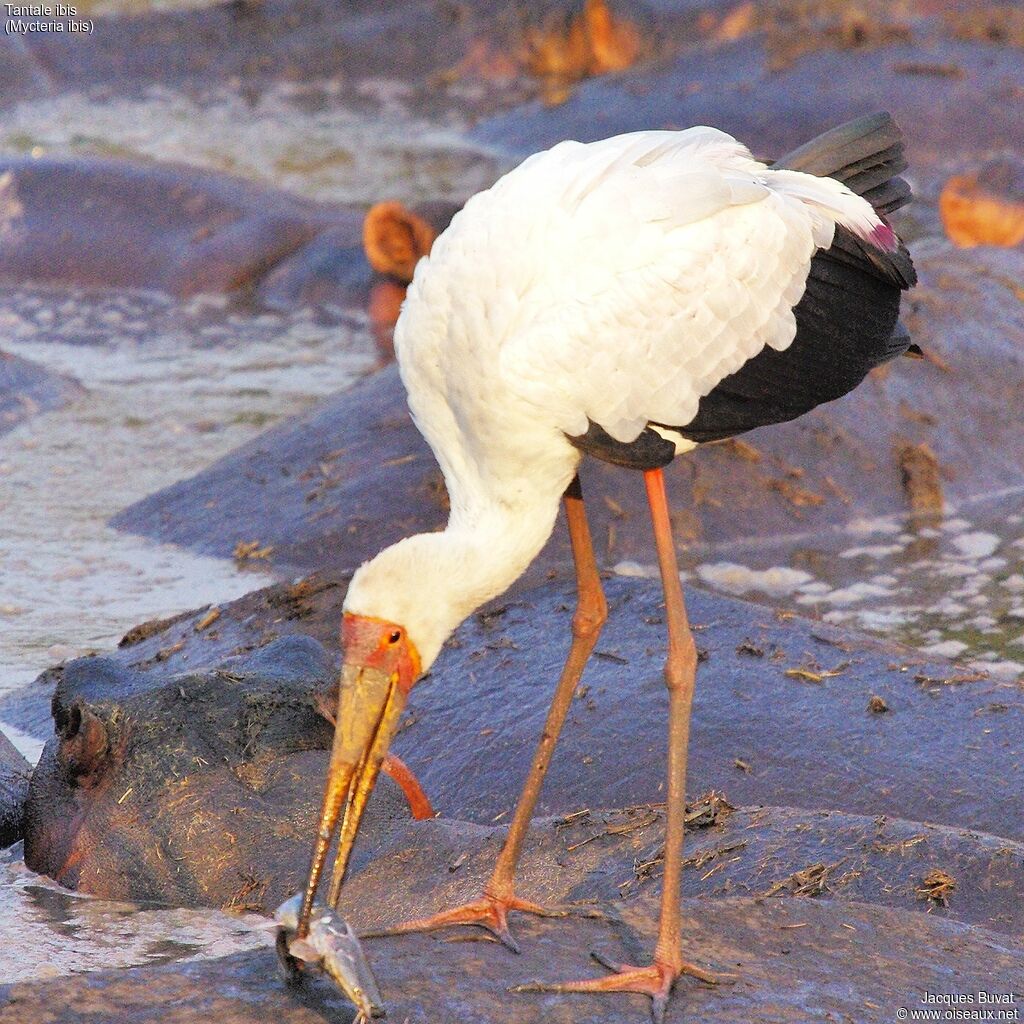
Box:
0;81;503;208
0;285;379;755
0;842;270;983
618;492;1024;682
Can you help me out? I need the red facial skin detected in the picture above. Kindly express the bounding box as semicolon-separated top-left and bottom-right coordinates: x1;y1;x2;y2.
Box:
341;613;422;696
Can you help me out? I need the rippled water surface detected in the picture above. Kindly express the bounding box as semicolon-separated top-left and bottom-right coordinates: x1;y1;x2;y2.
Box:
0;843;270;983
0;286;379;745
618;493;1024;681
0;81;502;207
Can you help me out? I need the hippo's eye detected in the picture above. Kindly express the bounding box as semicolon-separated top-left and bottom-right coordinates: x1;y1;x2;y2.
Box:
388;630;402;645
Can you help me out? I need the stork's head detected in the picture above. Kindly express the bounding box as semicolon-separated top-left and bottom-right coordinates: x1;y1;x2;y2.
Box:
295;534;475;932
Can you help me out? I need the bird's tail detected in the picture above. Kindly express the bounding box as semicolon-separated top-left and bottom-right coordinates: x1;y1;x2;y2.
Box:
774;112;911;215
767;166;899;252
770;112;916;287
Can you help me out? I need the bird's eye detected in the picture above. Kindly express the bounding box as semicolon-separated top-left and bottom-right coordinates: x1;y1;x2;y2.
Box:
388;630;402;645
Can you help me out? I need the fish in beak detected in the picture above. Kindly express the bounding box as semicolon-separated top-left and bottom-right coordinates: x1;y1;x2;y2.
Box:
296;614;421;936
274;893;386;1023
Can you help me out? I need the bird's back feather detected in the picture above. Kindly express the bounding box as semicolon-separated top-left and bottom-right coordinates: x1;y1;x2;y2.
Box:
397;119;911;487
564;114;917;461
596;113;916;452
491;127;894;443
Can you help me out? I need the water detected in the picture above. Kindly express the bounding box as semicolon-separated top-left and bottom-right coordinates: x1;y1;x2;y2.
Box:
0;80;503;208
0;287;377;982
618;492;1024;682
0;285;379;742
0;843;271;983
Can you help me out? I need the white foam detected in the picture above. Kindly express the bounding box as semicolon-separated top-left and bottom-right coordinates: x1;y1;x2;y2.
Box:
920;640;969;658
839;544;903;559
814;582;896;606
942;518;972;533
951;532;1000;559
696;562;814;598
845;516;902;537
611;560;659;579
968;659;1023;680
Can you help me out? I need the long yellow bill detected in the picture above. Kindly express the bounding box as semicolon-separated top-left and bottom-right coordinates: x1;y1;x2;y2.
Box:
297;662;407;937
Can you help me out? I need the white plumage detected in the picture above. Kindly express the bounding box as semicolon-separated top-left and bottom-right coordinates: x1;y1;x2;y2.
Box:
345;126;892;667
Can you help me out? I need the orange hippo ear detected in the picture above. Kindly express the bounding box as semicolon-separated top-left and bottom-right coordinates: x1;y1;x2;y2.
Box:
362;201;440;283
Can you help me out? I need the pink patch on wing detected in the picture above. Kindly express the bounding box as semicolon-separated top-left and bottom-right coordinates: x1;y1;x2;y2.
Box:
868;222;898;252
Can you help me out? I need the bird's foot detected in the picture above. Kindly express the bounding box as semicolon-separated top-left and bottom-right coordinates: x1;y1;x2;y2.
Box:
362;891;573;954
511;950;727;1024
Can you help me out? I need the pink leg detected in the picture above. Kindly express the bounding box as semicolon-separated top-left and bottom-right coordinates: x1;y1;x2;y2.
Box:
512;468;723;1022
382;754;434;821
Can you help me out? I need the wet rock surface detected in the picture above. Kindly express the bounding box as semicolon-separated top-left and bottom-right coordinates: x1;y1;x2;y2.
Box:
339;806;1024;938
395;575;1024;838
2;897;1021;1023
23;636;409;911
14;573;1024;909
0;732;29;849
0;156;372;305
112;242;1024;574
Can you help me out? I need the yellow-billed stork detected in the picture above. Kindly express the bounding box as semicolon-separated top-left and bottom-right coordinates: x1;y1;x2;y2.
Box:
295;112;915;1021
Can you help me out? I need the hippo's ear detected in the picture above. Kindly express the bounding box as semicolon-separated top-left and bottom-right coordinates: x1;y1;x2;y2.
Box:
56;700;110;782
362;201;439;283
311;679;338;727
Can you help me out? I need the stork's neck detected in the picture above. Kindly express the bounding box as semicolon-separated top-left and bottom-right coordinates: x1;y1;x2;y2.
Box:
344;460;577;670
444;494;561;617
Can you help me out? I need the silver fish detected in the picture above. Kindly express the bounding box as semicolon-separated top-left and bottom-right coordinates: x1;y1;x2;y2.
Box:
274;893;386;1022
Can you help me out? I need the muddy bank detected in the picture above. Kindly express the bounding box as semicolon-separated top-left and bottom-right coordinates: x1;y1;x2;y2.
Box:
2;897;1020;1023
0;733;29;848
0;350;82;437
112;243;1024;575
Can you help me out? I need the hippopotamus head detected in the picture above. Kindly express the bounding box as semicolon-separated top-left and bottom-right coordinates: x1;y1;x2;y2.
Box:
24;636;410;912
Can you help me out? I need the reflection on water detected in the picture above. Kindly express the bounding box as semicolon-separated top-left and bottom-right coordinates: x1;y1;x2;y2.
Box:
0;843;270;982
0;285;377;732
